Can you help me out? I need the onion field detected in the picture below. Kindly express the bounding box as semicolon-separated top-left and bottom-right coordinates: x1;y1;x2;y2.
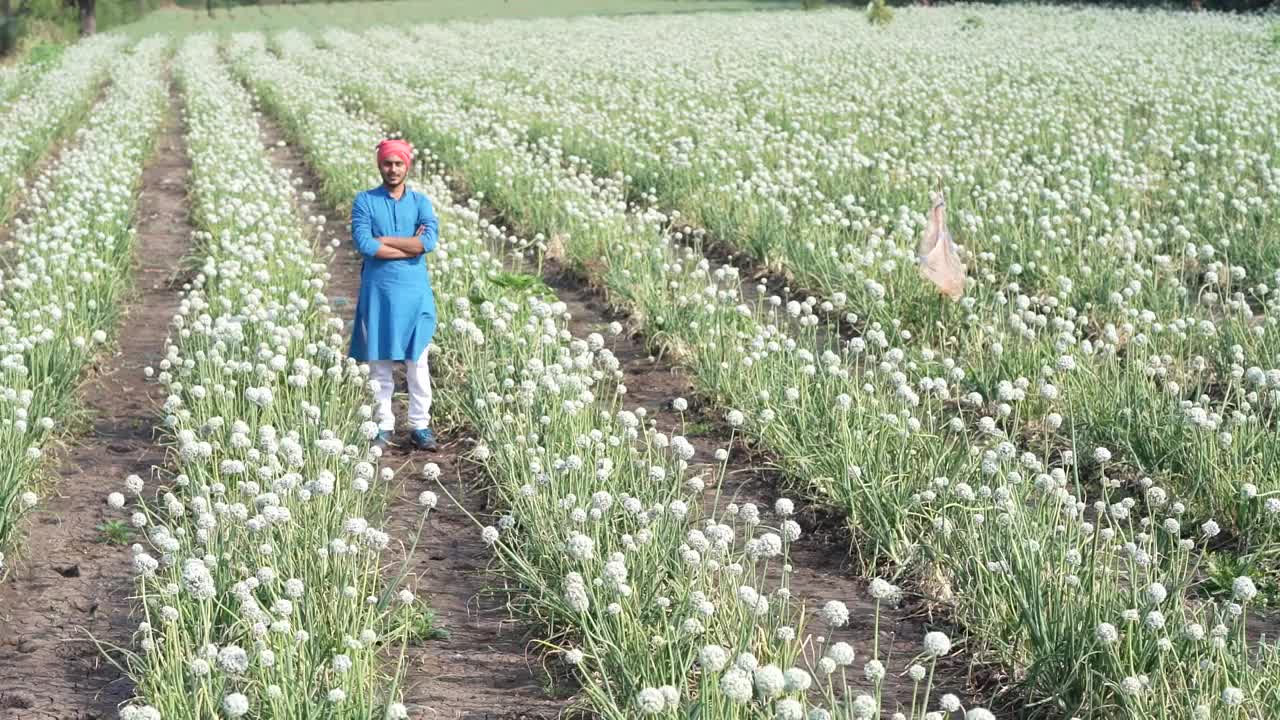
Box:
0;6;1278;720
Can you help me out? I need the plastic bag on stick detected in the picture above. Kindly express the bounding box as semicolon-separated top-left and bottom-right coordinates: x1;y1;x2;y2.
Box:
917;191;966;300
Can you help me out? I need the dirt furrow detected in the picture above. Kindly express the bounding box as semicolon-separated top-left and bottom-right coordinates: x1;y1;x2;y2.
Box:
256;116;567;720
0;80;191;718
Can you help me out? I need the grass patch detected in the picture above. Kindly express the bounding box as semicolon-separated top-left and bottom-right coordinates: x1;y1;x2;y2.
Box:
1204;551;1280;609
95;520;135;546
468;270;559;307
405;604;450;645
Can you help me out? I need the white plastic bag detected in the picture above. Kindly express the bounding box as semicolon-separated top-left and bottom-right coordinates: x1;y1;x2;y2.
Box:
917;191;966;301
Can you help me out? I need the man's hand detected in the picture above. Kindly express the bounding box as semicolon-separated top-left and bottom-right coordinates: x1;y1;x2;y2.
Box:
377;230;428;257
373;244;416;260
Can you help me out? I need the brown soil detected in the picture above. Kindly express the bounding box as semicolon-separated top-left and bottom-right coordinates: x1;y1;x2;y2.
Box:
380;447;571;720
0;80;190;718
257;115;568;720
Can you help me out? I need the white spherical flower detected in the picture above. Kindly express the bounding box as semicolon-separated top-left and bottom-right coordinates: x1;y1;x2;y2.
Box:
1232;576;1258;602
417;491;438;509
783;667;811;692
328;688;346;703
775;698;804;720
821;600;849;628
1145;610;1166;630
217;644;249;674
868;578;899;601
781;520;802;541
107;492;126;509
634;687;666;715
699;644;728;672
222;692;249;718
940;694;962;712
825;641;855;666
1095;622;1119;644
120;705;162;720
753;664;785;699
1222;687;1245;706
923;631;952;656
849;694;877;719
966;710;996;720
385;703;409;720
481;526;500;545
1145;582;1167;605
719;667;753;704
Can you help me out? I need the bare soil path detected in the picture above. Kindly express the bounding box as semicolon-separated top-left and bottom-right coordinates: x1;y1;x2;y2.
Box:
0;80;191;717
256;115;567;720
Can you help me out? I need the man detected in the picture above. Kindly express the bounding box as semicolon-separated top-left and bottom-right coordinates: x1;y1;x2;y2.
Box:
349;138;439;451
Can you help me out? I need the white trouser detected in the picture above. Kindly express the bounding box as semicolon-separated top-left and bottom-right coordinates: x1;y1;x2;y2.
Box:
369;346;432;432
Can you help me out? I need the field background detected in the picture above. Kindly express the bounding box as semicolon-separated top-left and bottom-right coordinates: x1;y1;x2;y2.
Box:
2;0;792;56
2;0;1277;58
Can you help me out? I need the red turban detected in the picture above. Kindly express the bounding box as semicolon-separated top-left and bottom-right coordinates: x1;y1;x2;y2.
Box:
376;139;413;168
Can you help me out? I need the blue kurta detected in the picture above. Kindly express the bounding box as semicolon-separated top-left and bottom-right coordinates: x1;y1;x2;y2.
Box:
348;185;439;362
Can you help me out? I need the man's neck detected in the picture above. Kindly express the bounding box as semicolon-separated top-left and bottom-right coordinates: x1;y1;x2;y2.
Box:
384;182;407;199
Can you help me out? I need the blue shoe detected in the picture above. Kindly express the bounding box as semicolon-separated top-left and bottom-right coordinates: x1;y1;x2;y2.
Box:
410;428;438;451
372;430;393;449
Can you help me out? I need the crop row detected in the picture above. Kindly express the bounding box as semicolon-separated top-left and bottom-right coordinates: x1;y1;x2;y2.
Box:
389;10;1280;559
112;35;418;720
0;51;53;106
0;38;168;578
0;35;124;224
287;26;1278;719
232;29;984;720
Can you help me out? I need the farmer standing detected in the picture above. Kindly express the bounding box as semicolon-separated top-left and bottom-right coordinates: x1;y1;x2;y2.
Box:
349;138;440;451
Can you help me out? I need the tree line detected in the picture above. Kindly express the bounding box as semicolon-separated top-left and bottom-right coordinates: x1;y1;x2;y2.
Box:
2;0;1275;58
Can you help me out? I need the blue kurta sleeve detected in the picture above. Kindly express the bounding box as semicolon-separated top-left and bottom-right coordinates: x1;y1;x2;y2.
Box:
351;192;382;258
417;193;439;253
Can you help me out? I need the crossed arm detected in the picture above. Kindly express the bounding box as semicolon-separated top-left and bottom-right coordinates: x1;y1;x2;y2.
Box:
373;230;428;260
351;193;440;260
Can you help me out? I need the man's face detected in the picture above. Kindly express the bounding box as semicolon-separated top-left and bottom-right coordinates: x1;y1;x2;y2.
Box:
379;156;407;187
